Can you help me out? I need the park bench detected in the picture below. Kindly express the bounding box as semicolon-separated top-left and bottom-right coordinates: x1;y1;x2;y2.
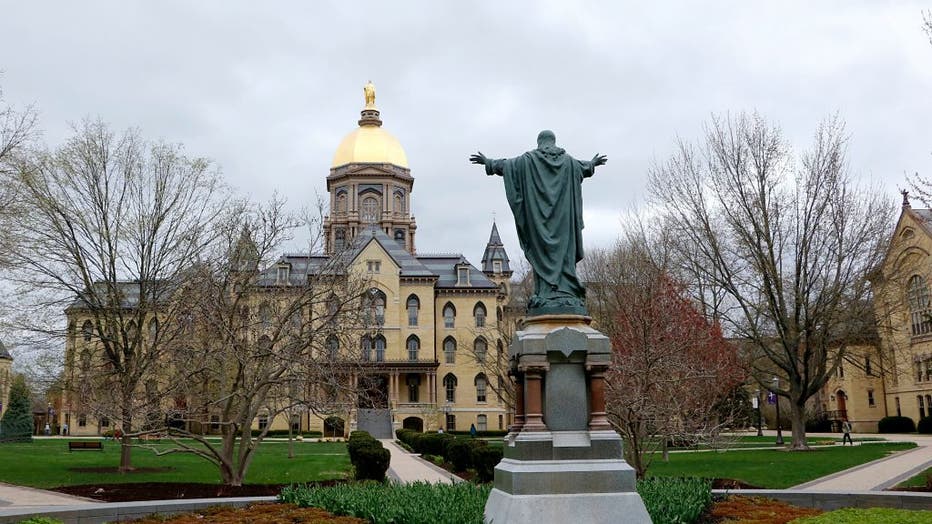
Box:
68;441;103;452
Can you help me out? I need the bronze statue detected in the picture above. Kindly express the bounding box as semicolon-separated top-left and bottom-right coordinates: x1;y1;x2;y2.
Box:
471;130;606;316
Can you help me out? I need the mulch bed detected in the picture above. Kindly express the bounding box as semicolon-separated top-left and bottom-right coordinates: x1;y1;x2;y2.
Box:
53;480;345;502
699;496;822;524
711;478;762;489
124;502;365;524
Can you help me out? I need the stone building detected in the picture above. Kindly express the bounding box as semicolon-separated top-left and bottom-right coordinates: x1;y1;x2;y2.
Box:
0;340;12;419
60;87;515;437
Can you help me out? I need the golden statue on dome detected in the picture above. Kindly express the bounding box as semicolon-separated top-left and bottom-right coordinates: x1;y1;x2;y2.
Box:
364;80;376;109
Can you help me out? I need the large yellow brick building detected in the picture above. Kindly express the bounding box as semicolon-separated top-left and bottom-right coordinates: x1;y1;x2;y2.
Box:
0;341;12;419
61;87;514;438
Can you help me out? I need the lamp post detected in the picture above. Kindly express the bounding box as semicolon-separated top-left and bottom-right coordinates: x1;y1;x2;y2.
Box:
772;376;784;446
753;389;763;437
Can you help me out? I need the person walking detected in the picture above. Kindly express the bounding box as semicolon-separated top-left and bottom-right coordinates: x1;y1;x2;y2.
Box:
842;419;853;446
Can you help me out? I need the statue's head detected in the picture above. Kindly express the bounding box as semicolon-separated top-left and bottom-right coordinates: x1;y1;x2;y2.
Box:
537;130;556;149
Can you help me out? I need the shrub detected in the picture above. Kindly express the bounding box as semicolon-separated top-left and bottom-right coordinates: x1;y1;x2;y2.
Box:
472;446;503;483
414;432;454;456
448;430;509;438
918;417;932;434
280;481;491;524
396;428;419;448
637;477;712;524
353;443;391;481
0;374;33;443
445;440;475;471
878;416;916;433
17;518;64;524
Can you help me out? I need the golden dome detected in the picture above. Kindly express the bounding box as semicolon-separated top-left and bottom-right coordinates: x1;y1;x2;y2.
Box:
331;125;409;168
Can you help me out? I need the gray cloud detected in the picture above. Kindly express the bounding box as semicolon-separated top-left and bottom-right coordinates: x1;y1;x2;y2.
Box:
1;1;930;267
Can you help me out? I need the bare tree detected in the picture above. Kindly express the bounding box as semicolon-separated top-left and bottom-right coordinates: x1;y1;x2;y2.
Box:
145;199;371;486
0;84;39;267
6;119;228;470
648;113;894;449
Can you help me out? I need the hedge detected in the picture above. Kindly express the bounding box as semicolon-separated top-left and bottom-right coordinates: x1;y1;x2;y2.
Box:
472;446;503;482
448;430;509;438
918;416;932;434
878;416;916;433
415;432;455;457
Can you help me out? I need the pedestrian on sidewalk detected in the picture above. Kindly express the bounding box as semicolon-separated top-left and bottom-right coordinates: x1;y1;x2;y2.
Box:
842;419;853;445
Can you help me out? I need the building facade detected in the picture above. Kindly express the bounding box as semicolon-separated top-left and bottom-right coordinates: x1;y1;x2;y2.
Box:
60;87;515;437
0;340;12;419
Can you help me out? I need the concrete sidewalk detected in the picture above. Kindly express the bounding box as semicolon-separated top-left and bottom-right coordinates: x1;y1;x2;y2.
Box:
380;440;460;484
793;433;932;491
0;482;95;510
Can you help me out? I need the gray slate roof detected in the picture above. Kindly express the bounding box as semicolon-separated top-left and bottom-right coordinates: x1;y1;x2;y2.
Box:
0;339;11;360
256;225;496;291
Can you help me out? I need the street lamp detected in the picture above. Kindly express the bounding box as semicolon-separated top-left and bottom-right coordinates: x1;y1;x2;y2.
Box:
753;389;763;437
772;376;784;446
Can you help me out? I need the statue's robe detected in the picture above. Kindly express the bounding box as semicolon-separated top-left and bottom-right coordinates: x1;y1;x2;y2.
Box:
486;147;593;315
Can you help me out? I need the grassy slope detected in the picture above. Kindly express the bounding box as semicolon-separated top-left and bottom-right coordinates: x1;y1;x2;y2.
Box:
0;439;350;488
647;442;916;488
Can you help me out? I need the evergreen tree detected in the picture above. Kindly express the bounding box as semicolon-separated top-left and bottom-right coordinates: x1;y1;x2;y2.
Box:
0;374;33;442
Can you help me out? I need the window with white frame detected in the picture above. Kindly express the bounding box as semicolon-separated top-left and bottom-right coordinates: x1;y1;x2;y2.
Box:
477;414;487;431
474;302;486;327
475;373;487;403
444;337;456;364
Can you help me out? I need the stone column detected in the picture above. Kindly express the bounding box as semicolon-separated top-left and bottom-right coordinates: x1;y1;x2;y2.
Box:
519;366;546;431
511;370;525;432
587;365;612;431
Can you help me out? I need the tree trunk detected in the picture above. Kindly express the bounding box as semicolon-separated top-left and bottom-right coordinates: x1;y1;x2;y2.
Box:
287;420;295;459
789;401;810;450
119;401;134;472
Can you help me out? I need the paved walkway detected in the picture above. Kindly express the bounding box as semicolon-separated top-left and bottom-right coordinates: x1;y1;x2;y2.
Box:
380;439;460;484
0;482;94;510
793;432;932;491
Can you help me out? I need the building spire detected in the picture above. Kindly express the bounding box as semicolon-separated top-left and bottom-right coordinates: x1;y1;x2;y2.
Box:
482;221;511;275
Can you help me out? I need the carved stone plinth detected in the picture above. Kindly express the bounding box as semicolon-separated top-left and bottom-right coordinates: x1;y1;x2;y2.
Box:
485;315;651;524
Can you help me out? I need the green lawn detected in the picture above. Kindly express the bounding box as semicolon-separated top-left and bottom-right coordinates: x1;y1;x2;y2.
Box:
0;439;350;488
647;442;916;488
895;466;932;488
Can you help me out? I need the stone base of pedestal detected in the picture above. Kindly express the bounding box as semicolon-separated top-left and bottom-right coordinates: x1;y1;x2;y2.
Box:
485;488;651;524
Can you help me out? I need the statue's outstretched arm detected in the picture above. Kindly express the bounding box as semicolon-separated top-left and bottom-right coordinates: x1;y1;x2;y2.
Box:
583;154;607;178
470;151;505;176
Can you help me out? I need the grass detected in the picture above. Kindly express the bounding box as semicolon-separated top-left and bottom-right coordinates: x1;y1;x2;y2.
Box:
0;439;350;488
895;466;932;488
790;507;932;523
647;442;916;488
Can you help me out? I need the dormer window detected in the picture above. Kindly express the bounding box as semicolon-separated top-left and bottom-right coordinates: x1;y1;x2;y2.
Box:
493;261;502;273
276;264;290;284
457;266;470;286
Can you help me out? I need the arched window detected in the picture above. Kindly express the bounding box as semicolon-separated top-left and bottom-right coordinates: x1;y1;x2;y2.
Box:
326;335;339;360
394;229;405;243
82;320;94;342
406;335;420;361
360;335;372;361
394;192;404;214
474;337;487;363
406;295;420;326
475;373;488;402
259;302;272;329
444;373;458;403
443;303;456;329
363;289;386;326
374;335;386;362
443;336;456;364
477;414;487;431
336;191;348;214
474;302;487;328
148;318;159;343
361;197;380;223
909;275;932;335
496;307;503;325
334;229;346;251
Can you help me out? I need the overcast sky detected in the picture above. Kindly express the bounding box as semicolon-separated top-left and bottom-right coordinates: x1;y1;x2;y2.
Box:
1;1;931;268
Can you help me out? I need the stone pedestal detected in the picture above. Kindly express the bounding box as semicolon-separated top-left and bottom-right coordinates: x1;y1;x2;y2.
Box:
484;316;651;524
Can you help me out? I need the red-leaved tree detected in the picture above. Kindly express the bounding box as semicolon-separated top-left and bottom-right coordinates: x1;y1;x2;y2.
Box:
589;243;745;477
